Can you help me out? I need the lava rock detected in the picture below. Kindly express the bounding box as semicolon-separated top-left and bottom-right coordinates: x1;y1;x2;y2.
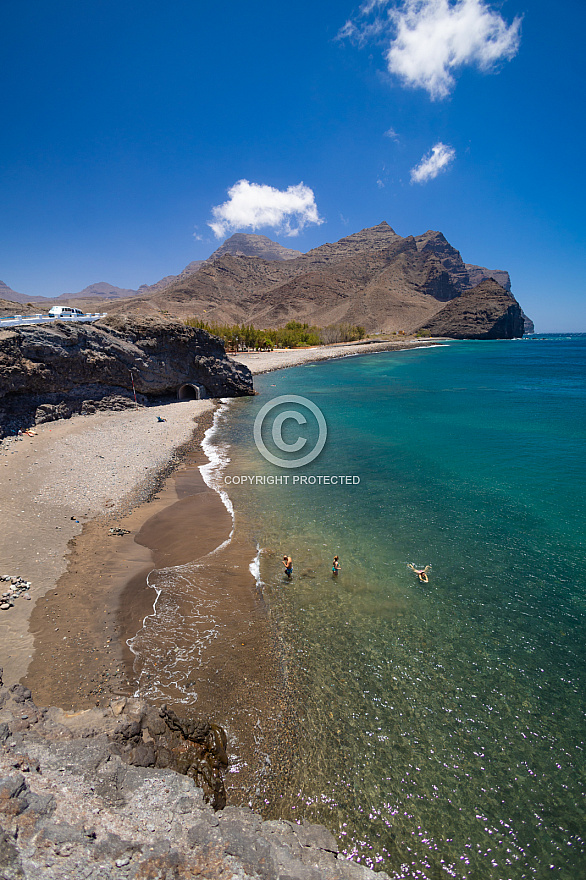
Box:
0;316;253;436
416;279;525;339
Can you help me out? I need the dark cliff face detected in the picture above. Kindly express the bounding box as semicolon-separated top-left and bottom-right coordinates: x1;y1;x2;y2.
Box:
462;266;534;333
0;316;253;435
414;230;471;293
464;264;511;292
521;311;535;334
416;279;525;339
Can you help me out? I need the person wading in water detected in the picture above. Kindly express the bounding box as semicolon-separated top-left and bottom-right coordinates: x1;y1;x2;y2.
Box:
283;555;293;579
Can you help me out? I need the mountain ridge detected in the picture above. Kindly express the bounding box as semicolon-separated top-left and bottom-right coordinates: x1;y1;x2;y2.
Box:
0;225;532;335
102;222;525;336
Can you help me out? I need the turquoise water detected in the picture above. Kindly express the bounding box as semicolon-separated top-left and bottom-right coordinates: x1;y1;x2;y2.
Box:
216;336;586;879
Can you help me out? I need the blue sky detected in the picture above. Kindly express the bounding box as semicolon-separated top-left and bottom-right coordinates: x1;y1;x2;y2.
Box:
1;0;584;331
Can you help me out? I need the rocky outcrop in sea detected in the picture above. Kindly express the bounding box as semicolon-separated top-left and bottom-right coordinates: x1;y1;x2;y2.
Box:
0;676;390;880
0;316;253;437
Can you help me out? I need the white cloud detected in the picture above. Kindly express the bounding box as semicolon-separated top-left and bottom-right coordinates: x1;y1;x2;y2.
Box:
384;126;400;141
209;180;323;239
339;0;522;99
410;142;456;183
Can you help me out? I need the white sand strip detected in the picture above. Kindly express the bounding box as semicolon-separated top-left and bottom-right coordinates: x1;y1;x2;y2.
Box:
231;339;437;374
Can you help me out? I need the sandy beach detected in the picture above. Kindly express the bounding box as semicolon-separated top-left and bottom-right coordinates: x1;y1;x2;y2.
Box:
0;340;434;700
0;339;436;803
0;400;215;688
232;337;438;374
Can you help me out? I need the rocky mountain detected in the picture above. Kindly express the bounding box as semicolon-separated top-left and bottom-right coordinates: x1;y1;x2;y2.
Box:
105;222;528;334
55;281;139;300
464;265;534;333
133;234;301;299
416;279;525;339
207;232;302;262
440;263;535;333
303;221;401;261
0;280;32;305
136;261;204;297
0;225;533;334
2;234;302;308
415;230;471;292
0;316;253;436
521;311;535;334
465;263;511;291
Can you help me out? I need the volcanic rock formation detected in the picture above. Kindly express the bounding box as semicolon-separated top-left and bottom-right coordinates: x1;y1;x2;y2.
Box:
463;266;533;333
205;232;302;263
415;279;525;339
464;263;511;291
0;679;391;880
104;223;466;331
0;282;29;304
0;225;533;334
98;223;531;335
0;315;253;436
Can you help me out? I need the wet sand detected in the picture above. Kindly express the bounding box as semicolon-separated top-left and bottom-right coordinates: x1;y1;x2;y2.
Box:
2;340;436;806
4;402;287;805
0;401;215;688
21;437;217;710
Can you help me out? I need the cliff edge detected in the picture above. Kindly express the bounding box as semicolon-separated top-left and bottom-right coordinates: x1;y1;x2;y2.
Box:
0;316;253;437
0;678;389;880
416;279;525;339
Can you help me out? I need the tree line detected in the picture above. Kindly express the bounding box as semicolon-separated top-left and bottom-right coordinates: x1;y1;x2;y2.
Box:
184;319;366;350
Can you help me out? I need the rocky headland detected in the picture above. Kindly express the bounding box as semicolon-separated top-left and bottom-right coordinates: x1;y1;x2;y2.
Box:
0;315;253;438
0;677;389;880
415;278;525;339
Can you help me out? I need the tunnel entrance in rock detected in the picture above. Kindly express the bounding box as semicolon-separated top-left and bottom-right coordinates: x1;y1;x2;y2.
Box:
177;383;205;400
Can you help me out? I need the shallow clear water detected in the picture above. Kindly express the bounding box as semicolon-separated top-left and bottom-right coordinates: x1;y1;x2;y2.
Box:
217;337;586;878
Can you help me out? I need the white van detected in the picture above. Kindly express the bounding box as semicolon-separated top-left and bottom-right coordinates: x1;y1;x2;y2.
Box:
48;306;85;318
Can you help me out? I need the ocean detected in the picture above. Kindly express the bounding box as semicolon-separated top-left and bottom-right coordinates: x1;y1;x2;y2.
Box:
131;335;586;879
213;335;586;878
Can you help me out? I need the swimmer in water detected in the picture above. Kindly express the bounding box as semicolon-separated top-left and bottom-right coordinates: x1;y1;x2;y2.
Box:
283;555;293;579
332;555;340;575
408;563;431;583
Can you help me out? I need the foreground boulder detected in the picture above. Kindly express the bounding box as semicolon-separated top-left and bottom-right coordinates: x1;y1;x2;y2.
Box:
0;315;253;436
0;678;390;880
416;279;525;339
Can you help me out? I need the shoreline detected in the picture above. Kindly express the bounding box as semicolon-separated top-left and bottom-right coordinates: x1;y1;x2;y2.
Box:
0;394;297;805
1;337;432;690
231;337;443;374
2;339;441;805
22;413;219;710
0;400;216;689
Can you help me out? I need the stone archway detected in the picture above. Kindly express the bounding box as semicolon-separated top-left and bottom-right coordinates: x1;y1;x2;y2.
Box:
177;383;206;401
